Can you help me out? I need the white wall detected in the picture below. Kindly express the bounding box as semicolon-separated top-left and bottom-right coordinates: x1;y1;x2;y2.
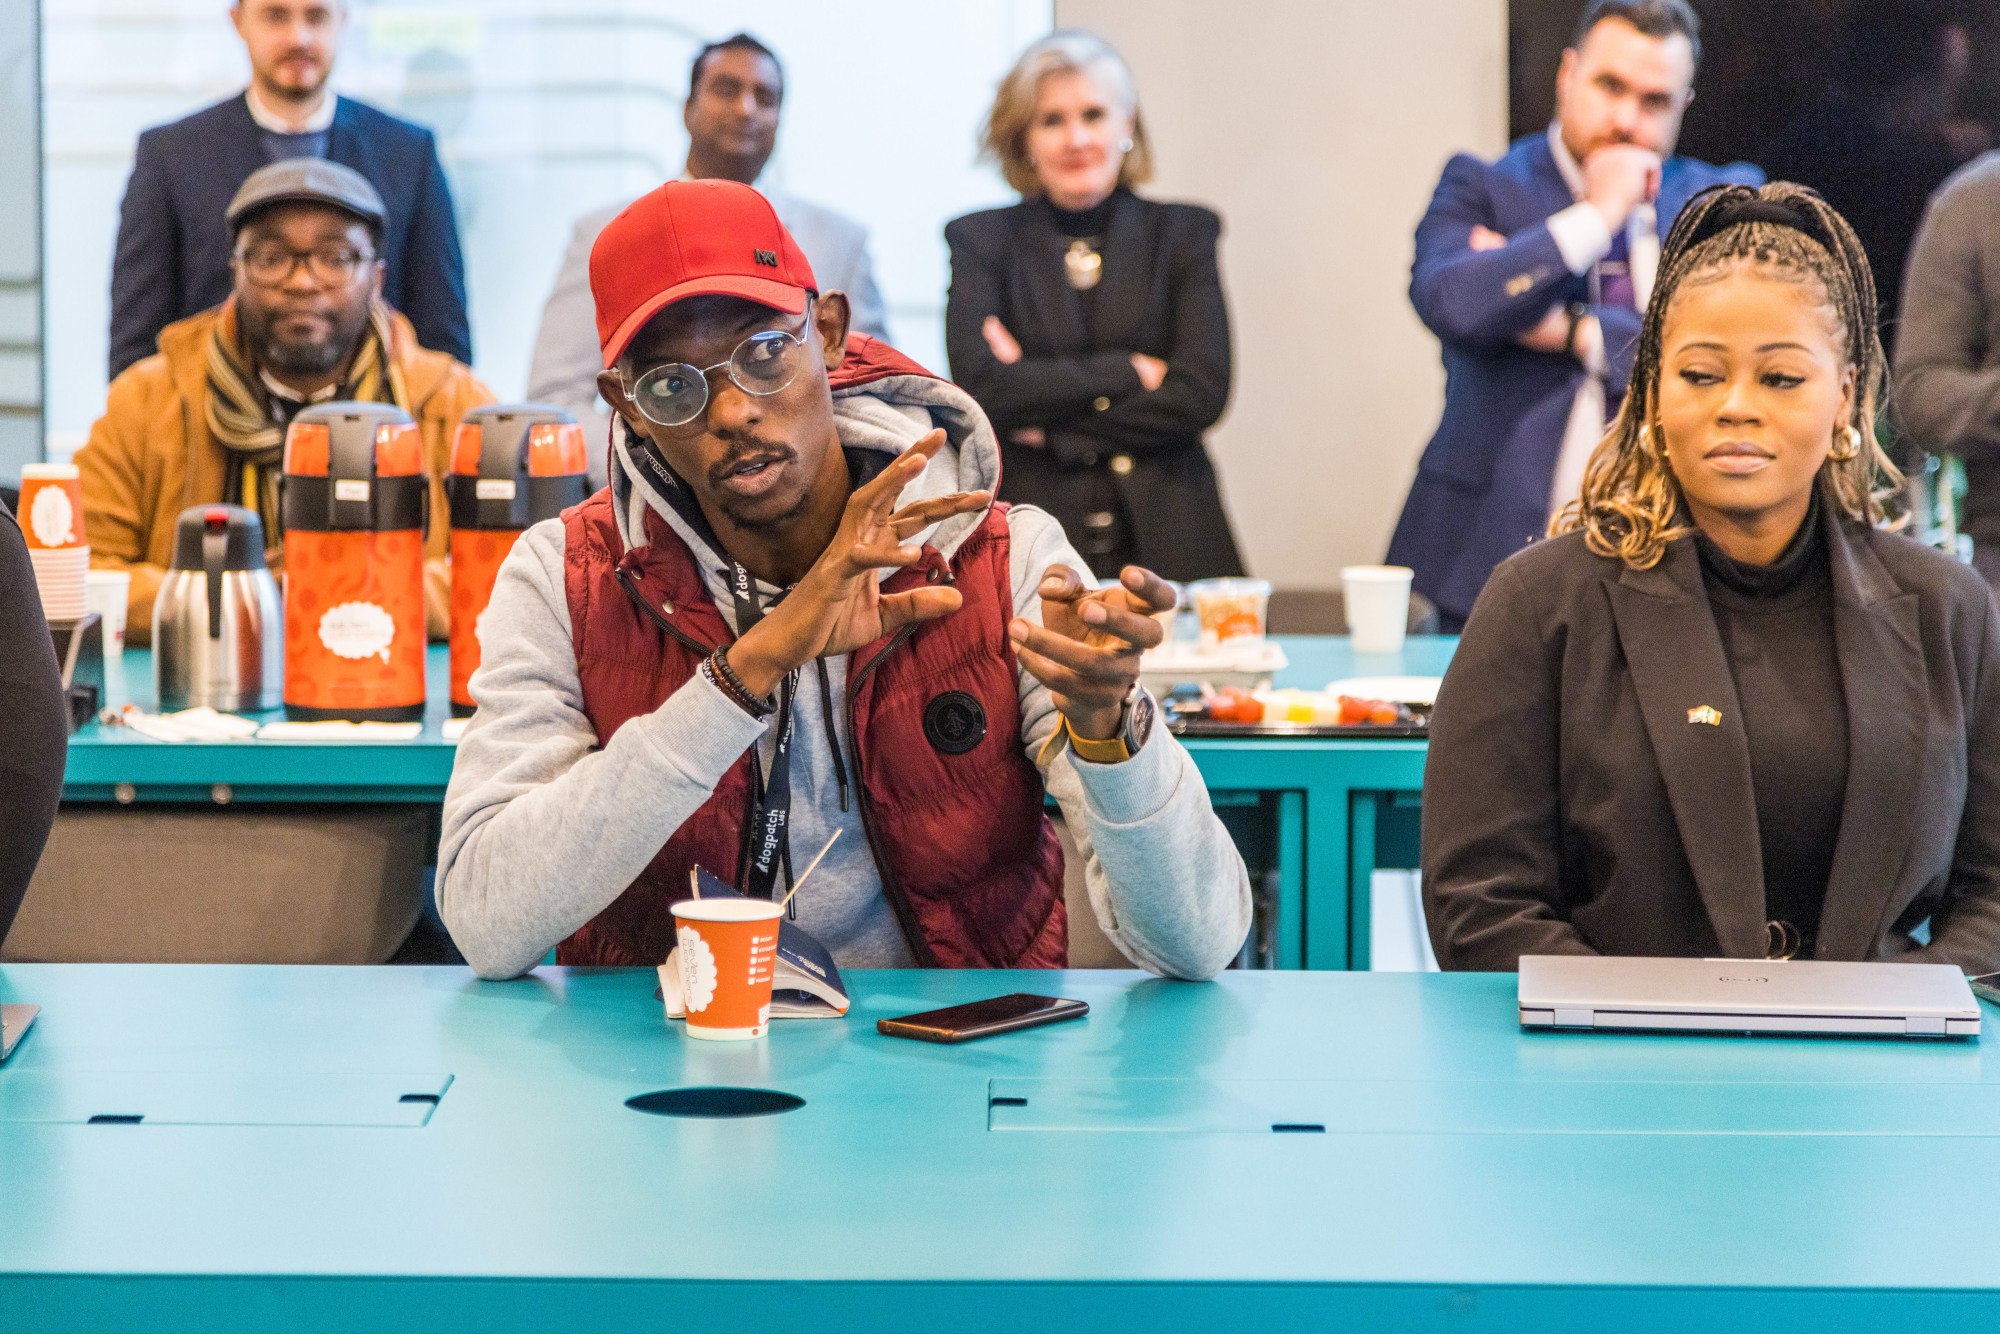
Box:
41;0;1050;445
1057;0;1509;588
0;0;39;481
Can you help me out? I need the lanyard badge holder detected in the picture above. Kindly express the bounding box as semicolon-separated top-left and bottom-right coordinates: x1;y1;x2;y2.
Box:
732;562;799;914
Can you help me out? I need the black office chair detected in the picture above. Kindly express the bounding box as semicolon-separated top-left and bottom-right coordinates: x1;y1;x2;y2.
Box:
1265;587;1441;637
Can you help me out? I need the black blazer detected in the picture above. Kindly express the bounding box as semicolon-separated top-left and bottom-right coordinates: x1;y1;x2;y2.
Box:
0;502;68;946
1422;506;2000;973
944;192;1243;580
109;93;471;376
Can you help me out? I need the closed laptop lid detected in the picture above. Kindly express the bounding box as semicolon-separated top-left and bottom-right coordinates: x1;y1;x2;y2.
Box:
1518;955;1978;1021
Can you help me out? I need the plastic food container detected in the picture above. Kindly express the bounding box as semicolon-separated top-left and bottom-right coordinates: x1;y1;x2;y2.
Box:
1187;578;1272;647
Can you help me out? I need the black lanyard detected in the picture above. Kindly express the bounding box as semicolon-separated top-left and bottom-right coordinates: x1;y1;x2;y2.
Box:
622;425;849;913
731;563;798;909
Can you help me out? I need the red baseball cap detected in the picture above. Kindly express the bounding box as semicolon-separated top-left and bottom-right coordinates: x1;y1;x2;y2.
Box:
589;179;819;368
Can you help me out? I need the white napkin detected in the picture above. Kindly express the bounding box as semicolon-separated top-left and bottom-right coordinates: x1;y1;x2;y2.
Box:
121;707;262;742
253;721;425;742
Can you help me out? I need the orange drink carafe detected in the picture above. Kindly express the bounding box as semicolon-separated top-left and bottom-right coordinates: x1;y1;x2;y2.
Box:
445;405;590;716
280;402;429;721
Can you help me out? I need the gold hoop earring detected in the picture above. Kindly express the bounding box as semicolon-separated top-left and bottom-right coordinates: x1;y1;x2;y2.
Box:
1829;424;1862;463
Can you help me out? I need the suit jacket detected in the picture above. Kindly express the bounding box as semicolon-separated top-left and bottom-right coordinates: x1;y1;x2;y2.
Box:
1421;508;2000;974
0;500;68;947
944;191;1244;582
1387;134;1762;625
526;187;889;489
110;93;471;376
1894;151;2000;554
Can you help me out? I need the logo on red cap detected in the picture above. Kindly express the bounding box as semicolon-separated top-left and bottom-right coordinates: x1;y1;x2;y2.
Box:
588;179;819;369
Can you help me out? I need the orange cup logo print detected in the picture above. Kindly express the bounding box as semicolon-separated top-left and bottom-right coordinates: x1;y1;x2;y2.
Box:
29;485;77;548
319;600;397;663
677;925;719;1013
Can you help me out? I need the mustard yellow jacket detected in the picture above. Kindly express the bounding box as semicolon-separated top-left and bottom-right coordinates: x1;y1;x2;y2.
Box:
76;300;494;645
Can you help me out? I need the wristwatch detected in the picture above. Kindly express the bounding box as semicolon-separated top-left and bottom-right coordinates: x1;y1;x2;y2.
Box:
1065;686;1155;764
1561;300;1589;357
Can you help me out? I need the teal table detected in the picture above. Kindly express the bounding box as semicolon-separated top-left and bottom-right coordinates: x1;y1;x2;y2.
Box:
4;964;1998;1330
63;638;1457;969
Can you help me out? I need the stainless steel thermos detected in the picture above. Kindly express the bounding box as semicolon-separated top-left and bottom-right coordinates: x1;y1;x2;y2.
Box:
152;503;284;712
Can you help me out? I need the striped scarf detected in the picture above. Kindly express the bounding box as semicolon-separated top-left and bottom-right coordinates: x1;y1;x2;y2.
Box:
205;297;407;540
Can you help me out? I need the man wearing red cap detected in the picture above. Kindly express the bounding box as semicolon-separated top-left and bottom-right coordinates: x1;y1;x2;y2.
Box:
437;179;1251;978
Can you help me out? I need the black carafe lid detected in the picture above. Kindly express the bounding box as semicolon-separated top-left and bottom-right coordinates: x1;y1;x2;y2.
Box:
169;504;267;571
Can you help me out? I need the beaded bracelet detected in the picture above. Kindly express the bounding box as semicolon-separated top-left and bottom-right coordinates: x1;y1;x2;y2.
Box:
707;646;777;718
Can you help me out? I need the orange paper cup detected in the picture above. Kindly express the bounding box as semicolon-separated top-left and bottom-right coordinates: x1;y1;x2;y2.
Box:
670;898;783;1040
19;463;85;551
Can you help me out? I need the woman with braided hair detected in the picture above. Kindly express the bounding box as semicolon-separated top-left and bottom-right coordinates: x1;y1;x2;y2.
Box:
1420;181;2000;973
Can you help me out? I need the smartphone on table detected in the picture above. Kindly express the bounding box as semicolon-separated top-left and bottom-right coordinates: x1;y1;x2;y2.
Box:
876;993;1088;1043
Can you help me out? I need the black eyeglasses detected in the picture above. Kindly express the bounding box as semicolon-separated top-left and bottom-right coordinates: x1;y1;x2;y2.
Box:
235;243;375;289
623;308;814;428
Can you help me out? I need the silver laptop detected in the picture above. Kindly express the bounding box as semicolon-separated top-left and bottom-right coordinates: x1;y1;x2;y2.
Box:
1519;955;1980;1038
0;1004;37;1060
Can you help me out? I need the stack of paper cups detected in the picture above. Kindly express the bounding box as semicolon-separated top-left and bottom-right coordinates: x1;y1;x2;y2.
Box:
20;462;90;623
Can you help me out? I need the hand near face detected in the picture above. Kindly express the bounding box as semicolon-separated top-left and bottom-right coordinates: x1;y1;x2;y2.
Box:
1582;145;1662;232
728;430;988;696
1011;565;1174;742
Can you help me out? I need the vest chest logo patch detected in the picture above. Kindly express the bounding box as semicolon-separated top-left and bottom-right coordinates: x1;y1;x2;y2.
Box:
924;691;987;755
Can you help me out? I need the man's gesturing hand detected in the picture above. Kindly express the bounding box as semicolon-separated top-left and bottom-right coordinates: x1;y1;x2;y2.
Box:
729;431;988;697
1010;564;1175;743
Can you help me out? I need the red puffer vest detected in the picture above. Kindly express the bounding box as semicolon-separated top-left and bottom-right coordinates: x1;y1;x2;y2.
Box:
556;338;1067;968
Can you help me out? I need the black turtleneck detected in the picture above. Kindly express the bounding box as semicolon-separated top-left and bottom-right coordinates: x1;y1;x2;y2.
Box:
1041;190;1120;238
1693;494;1848;957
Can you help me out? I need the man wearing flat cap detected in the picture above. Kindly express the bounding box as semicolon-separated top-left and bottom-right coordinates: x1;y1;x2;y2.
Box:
76;158;493;644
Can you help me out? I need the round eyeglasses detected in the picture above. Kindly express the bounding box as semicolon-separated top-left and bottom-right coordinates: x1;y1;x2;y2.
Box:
235;243;375;289
624;310;814;428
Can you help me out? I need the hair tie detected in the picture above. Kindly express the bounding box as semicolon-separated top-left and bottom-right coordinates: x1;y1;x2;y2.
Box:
1698;190;1836;252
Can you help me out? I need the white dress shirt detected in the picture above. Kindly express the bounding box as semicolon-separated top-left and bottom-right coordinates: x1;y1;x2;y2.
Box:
1543;124;1659;515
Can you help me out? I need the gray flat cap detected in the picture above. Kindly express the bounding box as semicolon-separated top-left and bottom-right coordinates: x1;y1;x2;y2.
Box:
226;157;386;233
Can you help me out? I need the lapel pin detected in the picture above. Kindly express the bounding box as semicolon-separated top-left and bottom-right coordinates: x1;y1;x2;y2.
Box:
1504;274;1533;297
1686;705;1722;727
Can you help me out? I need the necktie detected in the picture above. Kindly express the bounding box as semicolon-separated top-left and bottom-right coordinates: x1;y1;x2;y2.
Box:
1599;226;1635;312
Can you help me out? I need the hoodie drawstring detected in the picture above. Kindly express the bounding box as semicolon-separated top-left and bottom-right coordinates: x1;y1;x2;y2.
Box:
815;657;850;813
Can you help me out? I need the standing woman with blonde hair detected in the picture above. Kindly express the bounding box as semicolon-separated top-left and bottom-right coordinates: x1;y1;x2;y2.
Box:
1422;182;2000;974
945;30;1244;581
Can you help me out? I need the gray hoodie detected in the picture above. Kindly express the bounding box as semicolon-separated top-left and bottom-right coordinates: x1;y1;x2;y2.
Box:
435;363;1252;980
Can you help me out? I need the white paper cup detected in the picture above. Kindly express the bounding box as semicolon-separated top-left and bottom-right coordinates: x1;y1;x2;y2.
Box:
1342;565;1414;655
30;545;90;622
86;569;131;649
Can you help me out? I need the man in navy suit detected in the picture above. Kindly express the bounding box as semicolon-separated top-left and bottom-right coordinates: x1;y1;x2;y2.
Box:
1387;0;1762;628
109;0;470;377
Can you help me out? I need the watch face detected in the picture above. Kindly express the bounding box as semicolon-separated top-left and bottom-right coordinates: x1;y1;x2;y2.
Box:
1125;690;1156;750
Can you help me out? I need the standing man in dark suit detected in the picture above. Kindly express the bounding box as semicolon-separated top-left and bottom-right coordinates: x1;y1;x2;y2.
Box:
1388;0;1761;628
109;0;470;377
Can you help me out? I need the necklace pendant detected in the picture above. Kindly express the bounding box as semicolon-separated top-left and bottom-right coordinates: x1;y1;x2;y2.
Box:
1064;239;1102;291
